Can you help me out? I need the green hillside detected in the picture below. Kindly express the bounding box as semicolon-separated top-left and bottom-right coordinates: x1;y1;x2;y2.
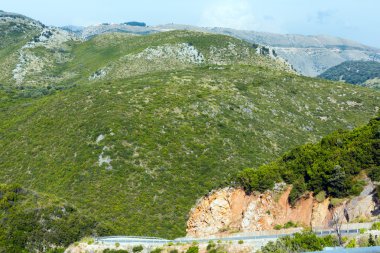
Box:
0;14;380;248
319;60;380;89
1;64;379;239
0;183;95;252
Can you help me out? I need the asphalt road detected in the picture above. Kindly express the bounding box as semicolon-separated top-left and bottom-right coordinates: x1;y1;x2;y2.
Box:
95;229;361;245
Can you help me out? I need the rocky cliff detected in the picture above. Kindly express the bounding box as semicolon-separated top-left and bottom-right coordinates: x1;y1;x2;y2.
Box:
187;180;379;237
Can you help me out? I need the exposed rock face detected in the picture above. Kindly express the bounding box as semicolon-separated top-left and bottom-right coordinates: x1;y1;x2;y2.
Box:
187;182;379;237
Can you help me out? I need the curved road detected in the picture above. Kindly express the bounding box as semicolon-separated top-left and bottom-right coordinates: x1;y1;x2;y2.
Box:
95;229;361;245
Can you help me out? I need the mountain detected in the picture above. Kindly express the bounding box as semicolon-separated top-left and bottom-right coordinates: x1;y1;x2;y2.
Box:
0;11;379;249
319;60;380;89
63;23;380;77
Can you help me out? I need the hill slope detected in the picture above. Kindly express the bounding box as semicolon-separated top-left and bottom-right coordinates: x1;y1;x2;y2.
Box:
0;65;379;239
0;11;379;242
319;60;380;89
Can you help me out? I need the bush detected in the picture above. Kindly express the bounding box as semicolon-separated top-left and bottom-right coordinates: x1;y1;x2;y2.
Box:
132;245;144;253
260;232;338;253
207;241;216;250
315;191;326;203
346;239;356;248
369;234;376;246
371;222;380;230
238;240;244;244
150;248;162;253
186;246;199;253
274;224;282;230
283;221;298;229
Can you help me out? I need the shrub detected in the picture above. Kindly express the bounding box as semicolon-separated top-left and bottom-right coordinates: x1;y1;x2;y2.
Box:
260;231;338;253
274;224;282;230
369;234;376;246
371;222;380;230
283;221;298;229
346;239;356;248
207;241;216;250
238;240;244;244
132;245;143;253
186;246;199;253
315;191;326;203
150;248;162;253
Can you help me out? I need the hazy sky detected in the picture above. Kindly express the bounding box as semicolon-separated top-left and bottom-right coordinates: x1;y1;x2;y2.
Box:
2;0;379;47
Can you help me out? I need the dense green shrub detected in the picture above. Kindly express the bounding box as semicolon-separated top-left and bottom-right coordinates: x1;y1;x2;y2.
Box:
346;239;356;248
371;222;380;230
319;61;380;85
132;245;144;253
186;246;199;253
237;116;380;204
260;232;338;253
0;184;96;253
150;248;162;253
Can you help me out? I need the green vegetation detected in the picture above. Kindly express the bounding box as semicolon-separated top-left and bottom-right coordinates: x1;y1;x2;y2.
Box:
237;115;380;204
259;231;338;253
371;222;380;230
1;17;380;250
186;246;199;253
346;239;356;248
104;249;129;253
274;221;299;230
0;184;96;253
0;65;378;240
319;60;380;89
132;245;144;253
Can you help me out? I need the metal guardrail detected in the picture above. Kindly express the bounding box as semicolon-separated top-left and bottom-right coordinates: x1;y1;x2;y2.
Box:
95;228;362;245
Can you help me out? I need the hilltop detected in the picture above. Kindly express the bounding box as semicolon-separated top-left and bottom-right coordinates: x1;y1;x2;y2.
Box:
319;60;380;89
63;22;380;77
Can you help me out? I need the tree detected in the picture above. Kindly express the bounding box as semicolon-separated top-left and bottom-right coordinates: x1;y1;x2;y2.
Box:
368;234;376;246
330;209;349;246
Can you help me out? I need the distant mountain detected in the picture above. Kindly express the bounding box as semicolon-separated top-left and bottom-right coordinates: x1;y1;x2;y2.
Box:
62;23;380;77
319;60;380;89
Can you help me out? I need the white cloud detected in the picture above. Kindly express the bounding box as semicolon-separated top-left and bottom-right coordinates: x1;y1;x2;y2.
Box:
200;0;255;30
199;0;283;32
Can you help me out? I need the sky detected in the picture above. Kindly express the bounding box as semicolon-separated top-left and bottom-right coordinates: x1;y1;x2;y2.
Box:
1;0;379;47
